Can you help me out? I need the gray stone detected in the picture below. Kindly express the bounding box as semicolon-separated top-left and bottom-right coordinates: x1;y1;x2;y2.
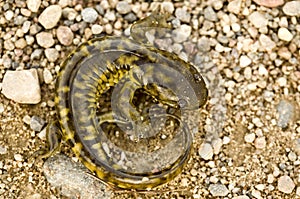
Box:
278;175;295;193
30;116;46;131
36;32;55;48
197;37;211;52
27;0;41;12
38;5;62;29
276;100;294;128
31;49;43;60
116;1;131;14
173;24;191;43
209;184;229;196
283;1;300;16
175;7;191;23
57;26;74;46
43;155;111;199
204;6;218;22
1;69;41;104
81;8;98;23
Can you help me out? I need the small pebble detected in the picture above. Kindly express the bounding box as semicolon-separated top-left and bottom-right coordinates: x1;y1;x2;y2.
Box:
81;8;98;23
252;117;264;128
276;77;287;87
208;184;229;197
239;55;252;67
276;100;294;128
22;21;31;33
1;69;41;104
14;154;23;161
23;115;31;125
245;133;256;143
91;24;103;35
213;0;224;10
278;27;293;42
175;7;191;23
254;137;266;149
288;151;297;162
204;6;218;22
212;138;223;154
27;0;41;12
251;189;262;199
104;11;116;22
278;175;295;194
253;0;284;8
57;26;74;46
30;116;46;131
223;136;231;145
227;0;242;14
173;24;191;43
282;1;300;16
4;40;15;51
0;145;7;155
259;34;276;52
116;1;131;14
277;47;292;60
43;68;54;84
31;49;43;60
45;48;59;62
199;143;214;160
249;11;268;28
38;5;62;29
4;10;14;21
36;32;55;48
197;37;211;52
15;38;27;49
161;2;174;13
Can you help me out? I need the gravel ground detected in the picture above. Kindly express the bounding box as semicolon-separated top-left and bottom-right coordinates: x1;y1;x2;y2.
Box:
0;0;300;198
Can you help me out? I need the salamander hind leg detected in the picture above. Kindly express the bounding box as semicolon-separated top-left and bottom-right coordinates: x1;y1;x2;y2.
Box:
38;122;62;159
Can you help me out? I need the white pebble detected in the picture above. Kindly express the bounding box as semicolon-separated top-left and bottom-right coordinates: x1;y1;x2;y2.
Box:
276;77;287;87
239;55;252;67
245;133;255;143
278;27;293;42
254;136;266;149
14;154;23;161
91;24;103;35
199;143;213;160
278;175;295;194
